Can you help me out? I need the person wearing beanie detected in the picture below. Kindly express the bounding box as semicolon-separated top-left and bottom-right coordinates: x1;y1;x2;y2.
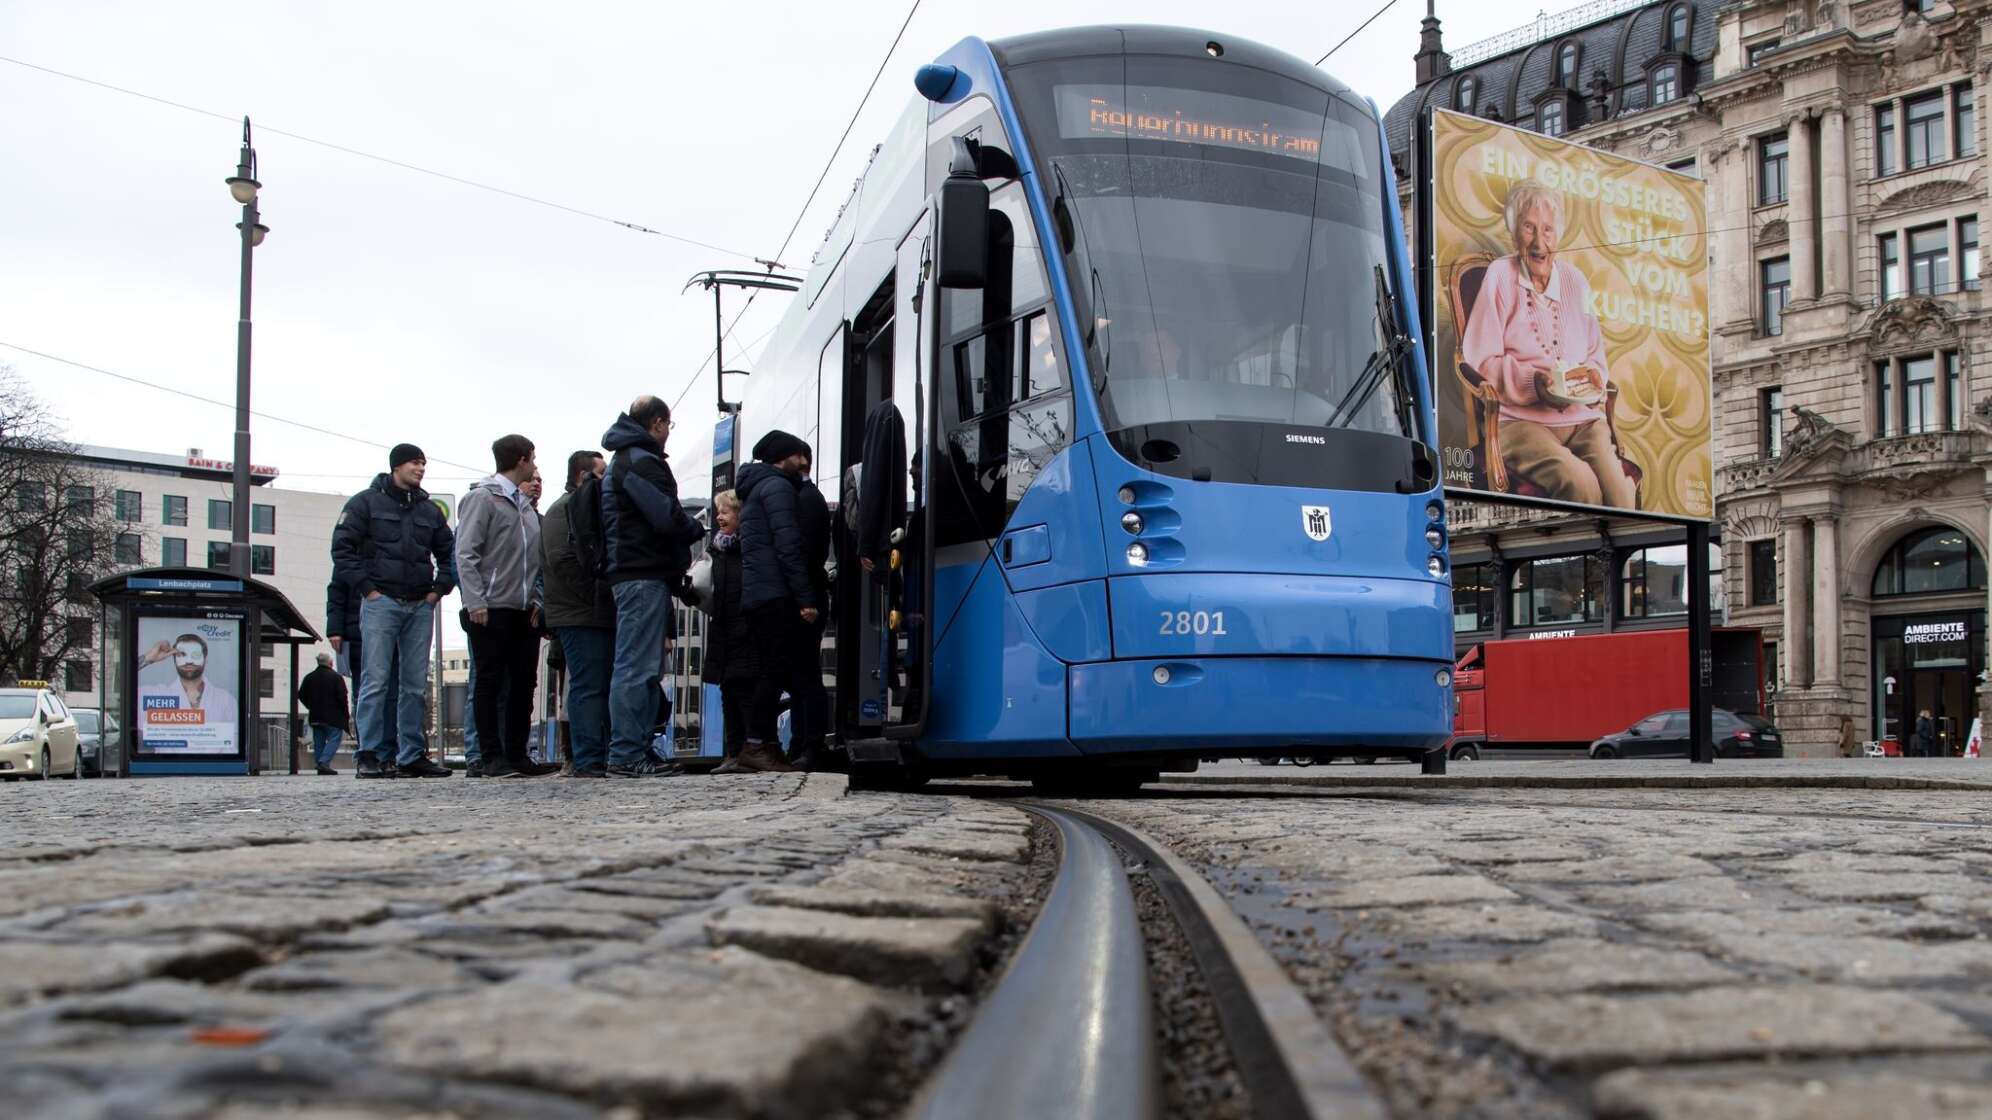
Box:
330;442;456;779
726;429;821;773
599;395;704;778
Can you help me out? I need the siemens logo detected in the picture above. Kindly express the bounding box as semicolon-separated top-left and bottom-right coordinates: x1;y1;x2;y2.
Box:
1284;433;1326;445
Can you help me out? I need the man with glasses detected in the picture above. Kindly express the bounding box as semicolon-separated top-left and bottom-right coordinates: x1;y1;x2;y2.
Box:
599;397;703;778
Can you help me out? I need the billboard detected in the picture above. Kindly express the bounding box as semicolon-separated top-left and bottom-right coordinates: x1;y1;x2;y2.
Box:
133;615;243;757
1429;109;1711;520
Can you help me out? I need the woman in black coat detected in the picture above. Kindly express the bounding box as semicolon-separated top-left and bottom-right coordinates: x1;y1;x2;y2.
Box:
703;491;761;772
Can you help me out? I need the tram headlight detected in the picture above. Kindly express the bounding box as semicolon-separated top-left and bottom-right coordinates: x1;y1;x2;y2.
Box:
1121;511;1144;535
1427;555;1445;578
1425;501;1443;522
1425;527;1444;549
1435;668;1452;688
1126;541;1150;566
1117;485;1136;505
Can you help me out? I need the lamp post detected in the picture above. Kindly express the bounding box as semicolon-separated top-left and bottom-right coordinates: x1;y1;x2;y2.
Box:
224;117;268;578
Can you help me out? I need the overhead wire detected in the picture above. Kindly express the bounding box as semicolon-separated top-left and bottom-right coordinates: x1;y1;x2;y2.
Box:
0;53;759;261
1317;0;1406;67
0;341;489;477
668;0;926;417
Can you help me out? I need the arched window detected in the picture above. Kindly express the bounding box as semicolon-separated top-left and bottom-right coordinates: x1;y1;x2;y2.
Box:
1540;100;1566;137
1872;527;1987;597
1556;42;1580;87
1456;75;1478;114
1651;63;1681;106
1668;4;1691;47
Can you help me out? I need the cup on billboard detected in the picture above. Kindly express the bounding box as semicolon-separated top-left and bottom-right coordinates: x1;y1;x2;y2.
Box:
1428;109;1711;520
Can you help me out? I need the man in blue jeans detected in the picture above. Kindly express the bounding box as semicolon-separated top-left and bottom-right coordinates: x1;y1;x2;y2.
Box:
599;397;702;778
541;450;614;776
297;651;349;775
331;443;457;779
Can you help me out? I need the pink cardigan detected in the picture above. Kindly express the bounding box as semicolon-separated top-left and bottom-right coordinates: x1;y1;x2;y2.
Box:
1460;255;1610;427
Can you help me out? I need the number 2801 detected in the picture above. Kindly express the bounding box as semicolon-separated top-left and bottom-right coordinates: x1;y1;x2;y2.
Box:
1158;610;1228;636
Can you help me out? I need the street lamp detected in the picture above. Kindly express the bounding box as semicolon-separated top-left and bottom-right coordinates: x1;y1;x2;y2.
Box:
224;118;268;577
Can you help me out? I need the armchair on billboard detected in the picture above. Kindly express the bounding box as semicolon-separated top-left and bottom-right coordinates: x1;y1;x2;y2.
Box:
1428;109;1711;521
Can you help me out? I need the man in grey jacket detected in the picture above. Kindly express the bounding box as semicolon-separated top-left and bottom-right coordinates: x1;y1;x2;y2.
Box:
456;433;551;779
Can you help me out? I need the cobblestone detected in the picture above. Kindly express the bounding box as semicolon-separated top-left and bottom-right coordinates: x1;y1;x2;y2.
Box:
0;773;1039;1118
1082;782;1992;1119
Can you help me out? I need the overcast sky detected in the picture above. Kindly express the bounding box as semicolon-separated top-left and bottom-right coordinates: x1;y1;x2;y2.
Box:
1;0;1526;638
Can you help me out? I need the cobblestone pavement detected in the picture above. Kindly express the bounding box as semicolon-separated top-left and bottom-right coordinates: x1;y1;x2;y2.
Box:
1070;782;1992;1120
0;774;1042;1119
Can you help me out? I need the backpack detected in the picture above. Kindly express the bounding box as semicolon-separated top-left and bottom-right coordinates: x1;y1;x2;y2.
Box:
567;472;610;608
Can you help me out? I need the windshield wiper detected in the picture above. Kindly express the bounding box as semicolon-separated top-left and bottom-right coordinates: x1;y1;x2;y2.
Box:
1325;265;1413;430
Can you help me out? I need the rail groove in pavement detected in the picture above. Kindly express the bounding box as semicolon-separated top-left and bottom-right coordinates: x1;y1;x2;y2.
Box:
911;803;1385;1120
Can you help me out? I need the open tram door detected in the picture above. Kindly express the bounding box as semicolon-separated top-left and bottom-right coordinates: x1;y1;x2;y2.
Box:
843;145;986;788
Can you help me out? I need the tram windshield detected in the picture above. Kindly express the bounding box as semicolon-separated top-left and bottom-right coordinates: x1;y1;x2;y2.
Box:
1005;54;1410;440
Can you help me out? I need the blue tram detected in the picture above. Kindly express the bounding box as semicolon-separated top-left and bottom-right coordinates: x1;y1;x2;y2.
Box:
717;26;1454;788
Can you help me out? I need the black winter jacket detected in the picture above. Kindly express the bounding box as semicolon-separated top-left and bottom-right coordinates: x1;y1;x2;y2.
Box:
325;577;360;642
796;478;832;605
331;474;456;600
601;415;704;584
702;539;760;683
735;462;814;612
297;665;350;728
540;491;617;630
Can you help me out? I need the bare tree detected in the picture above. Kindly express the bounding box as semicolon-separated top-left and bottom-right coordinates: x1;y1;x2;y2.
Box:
0;367;133;686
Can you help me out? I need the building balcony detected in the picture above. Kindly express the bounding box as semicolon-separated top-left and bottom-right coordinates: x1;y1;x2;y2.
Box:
1447;501;1576;534
1852;430;1979;474
1719;456;1778;495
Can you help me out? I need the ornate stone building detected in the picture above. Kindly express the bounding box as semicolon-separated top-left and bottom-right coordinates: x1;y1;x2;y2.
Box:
1387;0;1992;756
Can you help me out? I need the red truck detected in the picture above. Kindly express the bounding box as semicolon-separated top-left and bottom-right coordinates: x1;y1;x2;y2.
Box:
1448;628;1766;759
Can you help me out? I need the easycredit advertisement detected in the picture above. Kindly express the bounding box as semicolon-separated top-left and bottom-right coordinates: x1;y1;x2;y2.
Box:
134;615;242;756
1429;109;1711;520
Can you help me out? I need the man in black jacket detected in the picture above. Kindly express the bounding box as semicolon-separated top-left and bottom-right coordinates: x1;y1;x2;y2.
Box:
543;449;615;777
600;397;703;778
297;651;350;775
735;430;819;773
330;444;456;779
790;456;833;768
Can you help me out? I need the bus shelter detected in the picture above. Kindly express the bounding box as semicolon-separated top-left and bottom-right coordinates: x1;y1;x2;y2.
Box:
89;567;320;777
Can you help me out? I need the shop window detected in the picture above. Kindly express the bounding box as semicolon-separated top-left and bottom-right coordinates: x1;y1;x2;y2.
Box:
1452;562;1495;632
1872;527;1986;597
1509;554;1603;627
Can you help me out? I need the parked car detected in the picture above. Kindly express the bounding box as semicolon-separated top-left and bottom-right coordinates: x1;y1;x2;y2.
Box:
1589;709;1784;760
69;707;117;776
0;686;83;780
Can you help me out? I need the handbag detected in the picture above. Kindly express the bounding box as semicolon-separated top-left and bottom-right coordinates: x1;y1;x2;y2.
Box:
685;551;715;616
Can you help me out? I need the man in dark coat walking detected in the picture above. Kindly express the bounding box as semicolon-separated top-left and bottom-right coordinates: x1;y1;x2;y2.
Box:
298;651;350;775
734;430;819;772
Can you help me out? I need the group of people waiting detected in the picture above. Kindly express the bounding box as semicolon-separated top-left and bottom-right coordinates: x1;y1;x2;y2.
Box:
300;394;834;779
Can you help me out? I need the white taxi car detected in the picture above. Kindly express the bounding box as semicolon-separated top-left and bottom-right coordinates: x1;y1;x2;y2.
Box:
0;684;82;780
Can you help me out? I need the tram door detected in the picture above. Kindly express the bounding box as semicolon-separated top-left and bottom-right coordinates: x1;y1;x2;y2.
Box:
886;212;934;738
836;212;933;745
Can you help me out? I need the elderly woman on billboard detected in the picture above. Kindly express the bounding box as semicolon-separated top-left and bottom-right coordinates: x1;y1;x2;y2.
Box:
1461;180;1635;508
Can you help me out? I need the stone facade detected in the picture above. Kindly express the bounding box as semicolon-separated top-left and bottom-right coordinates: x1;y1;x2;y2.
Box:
1387;0;1992;756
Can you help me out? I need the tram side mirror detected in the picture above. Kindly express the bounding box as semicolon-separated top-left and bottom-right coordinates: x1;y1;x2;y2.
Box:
938;137;989;289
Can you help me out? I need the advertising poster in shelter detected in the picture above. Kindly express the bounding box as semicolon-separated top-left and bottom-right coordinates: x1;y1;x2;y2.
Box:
133;614;243;756
1429;108;1711;520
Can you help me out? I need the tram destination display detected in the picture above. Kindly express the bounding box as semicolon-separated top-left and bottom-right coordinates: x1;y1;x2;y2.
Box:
1428;108;1711;520
133;614;243;756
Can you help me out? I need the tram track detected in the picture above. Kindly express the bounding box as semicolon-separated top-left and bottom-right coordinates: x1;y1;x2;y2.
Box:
909;803;1385;1120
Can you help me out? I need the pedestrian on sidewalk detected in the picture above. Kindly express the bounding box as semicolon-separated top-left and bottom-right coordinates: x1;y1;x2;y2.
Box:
1914;709;1938;758
1838;715;1859;759
702;490;760;773
735;430;819;774
331;444;455;779
456;433;552;779
600;396;704;779
326;577;397;761
542;449;614;778
298;651;350;775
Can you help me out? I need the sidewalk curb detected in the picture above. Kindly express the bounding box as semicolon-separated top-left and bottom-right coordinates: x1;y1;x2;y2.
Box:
1160;773;1991;792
